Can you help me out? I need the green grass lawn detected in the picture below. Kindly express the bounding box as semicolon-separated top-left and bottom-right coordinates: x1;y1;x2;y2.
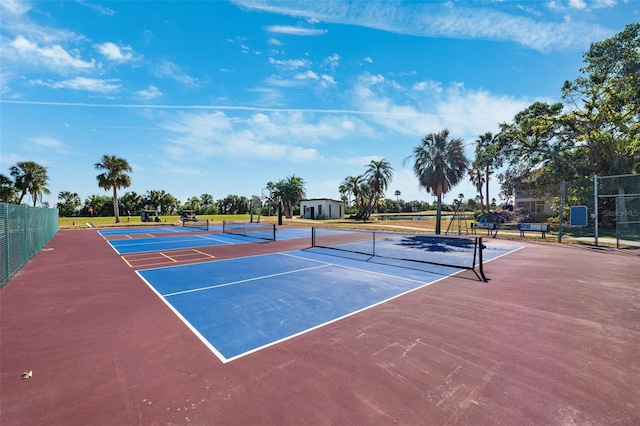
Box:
58;214;257;229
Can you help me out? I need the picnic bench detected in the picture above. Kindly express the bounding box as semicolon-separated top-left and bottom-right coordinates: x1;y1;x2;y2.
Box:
517;223;549;238
471;222;497;235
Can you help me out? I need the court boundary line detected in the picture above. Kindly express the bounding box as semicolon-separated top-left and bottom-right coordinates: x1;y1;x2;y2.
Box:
107;233;238;255
135;271;228;362
138;250;462;363
134;244;525;363
162;264;331;297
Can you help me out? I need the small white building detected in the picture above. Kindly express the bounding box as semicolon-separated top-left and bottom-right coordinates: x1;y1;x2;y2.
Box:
300;198;344;220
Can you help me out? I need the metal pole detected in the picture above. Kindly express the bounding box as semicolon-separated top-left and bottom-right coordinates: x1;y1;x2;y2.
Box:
594;175;599;246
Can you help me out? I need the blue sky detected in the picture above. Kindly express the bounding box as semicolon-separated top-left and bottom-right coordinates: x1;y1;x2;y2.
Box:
1;0;637;208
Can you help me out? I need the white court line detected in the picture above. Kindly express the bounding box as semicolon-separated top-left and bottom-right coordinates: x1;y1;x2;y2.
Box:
162;264;331;297
279;251;448;285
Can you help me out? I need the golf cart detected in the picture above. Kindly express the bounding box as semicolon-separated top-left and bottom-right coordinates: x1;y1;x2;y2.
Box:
180;210;198;222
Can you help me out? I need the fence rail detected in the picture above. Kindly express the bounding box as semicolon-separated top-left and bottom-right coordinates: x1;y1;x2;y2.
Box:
1;203;59;288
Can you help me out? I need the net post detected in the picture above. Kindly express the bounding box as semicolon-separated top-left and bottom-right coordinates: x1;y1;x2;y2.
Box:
477;237;487;282
372;231;376;256
272;223;276;241
594;175;599;247
311;227;316;247
206;219;210;231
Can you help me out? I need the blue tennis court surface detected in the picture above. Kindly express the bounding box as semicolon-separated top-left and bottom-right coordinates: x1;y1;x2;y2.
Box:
137;242;520;363
106;227;311;254
99;226;221;236
107;233;239;254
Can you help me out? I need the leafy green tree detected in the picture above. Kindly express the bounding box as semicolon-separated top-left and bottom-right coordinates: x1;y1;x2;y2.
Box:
498;24;639;206
9;161;50;206
57;191;81;217
145;190;177;215
404;129;469;234
120;192;145;216
184;196;202;213
272;175;306;218
83;194;113;217
95;155;132;223
0;174;17;203
217;194;250;214
200;193;215;214
562;22;639;176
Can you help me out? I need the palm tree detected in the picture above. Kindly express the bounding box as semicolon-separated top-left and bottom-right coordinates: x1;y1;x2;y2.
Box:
272;175;306;218
468;161;486;212
363;159;393;218
395;190;401;203
475;132;498;212
340;175;364;208
57;191;81;217
95;155;132;223
404;129;469;234
9;161;50;206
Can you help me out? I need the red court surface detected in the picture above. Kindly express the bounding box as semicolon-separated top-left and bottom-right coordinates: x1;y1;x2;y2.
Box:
1;227;639;425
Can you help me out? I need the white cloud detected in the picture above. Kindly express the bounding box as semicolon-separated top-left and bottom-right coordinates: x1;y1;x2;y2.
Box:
8;35;95;71
265;25;327;36
234;0;613;52
76;0;116;16
350;72;532;143
0;0;32;15
320;75;336;86
413;80;443;93
156;109;374;164
31;136;69;154
95;42;138;63
268;57;311;69
153;60;201;87
592;0;617;7
568;0;587;9
134;85;162;100
295;70;319;80
42;77;121;93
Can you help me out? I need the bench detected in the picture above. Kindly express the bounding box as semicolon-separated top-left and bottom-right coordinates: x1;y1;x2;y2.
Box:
471;222;497;235
517;223;549;238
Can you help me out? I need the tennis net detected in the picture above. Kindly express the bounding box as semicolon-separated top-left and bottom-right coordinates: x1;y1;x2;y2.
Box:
182;219;209;231
222;221;276;241
311;227;486;281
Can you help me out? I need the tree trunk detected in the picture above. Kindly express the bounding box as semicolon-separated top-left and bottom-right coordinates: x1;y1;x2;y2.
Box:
435;192;443;234
113;187;120;223
485;164;490;212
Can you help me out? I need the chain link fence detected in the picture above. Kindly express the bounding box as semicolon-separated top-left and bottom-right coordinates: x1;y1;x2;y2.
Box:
1;203;59;288
514;174;639;247
594;174;640;248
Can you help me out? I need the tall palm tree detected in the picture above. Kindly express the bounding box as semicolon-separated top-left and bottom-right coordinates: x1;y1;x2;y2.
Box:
9;161;50;206
468;161;486;212
364;159;393;217
475;132;498;212
95;155;132;223
404;129;469;234
340;175;364;208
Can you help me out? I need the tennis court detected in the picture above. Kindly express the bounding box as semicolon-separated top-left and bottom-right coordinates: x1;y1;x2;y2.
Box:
137;236;518;362
2;224;639;425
